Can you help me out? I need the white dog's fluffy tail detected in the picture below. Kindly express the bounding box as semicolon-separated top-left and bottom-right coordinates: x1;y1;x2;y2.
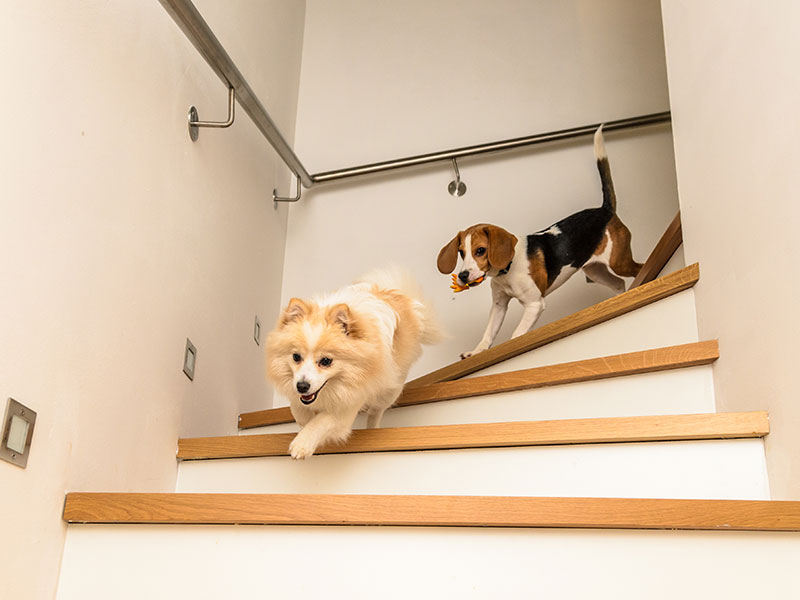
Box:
358;266;445;345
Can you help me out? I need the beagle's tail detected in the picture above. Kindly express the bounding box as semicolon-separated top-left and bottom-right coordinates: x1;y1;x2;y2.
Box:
593;125;617;213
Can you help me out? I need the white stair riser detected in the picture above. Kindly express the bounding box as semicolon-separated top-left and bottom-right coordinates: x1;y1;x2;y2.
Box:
243;365;715;434
57;525;800;599
177;439;768;499
464;288;700;377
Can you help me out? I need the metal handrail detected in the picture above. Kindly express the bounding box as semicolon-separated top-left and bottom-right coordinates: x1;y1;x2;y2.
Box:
159;0;313;187
159;0;671;193
312;111;671;184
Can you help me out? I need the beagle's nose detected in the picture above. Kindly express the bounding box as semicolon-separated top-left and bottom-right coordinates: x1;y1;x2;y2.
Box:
296;380;310;394
458;270;470;284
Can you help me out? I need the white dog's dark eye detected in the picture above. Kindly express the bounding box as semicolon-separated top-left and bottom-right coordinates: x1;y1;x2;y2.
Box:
292;353;302;363
475;247;486;256
318;357;333;367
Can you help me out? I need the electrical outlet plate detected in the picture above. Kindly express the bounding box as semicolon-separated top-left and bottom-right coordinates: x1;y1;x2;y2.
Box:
183;338;197;381
1;398;36;468
254;316;261;346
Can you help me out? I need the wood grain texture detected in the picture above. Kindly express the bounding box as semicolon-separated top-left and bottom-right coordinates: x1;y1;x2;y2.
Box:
397;340;718;407
178;410;767;460
63;493;800;531
238;337;715;430
631;212;683;289
405;263;700;389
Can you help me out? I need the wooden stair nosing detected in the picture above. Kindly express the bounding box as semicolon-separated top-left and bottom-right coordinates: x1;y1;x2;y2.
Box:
178;411;767;460
406;262;700;389
63;493;800;531
239;406;293;429
398;340;718;407
238;337;716;430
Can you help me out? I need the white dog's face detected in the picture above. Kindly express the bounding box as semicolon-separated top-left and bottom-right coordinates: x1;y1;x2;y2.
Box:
266;299;344;406
265;298;380;409
288;335;333;405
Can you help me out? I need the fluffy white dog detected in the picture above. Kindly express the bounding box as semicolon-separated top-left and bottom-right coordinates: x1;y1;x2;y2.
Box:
266;268;442;459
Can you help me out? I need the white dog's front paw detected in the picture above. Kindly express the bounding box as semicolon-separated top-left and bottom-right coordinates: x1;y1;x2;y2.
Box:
460;347;486;360
289;434;317;460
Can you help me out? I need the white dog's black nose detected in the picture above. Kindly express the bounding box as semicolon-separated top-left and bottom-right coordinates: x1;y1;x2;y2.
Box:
458;270;470;283
296;381;310;394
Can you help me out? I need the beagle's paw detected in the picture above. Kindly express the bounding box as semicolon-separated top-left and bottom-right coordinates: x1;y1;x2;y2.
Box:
289;434;317;460
460;348;485;360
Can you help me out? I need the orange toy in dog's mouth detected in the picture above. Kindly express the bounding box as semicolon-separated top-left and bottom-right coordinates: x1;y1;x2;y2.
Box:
450;273;485;293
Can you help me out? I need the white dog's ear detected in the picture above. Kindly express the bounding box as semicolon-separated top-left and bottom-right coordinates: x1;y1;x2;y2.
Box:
327;303;359;337
280;298;311;327
437;231;462;274
483;225;518;270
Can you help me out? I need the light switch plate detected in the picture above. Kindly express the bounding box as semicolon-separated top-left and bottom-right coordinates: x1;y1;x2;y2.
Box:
1;398;36;468
183;338;197;381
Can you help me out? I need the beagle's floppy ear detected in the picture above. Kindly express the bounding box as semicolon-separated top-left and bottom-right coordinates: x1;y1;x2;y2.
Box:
279;298;311;327
437;231;463;274
326;303;360;337
483;225;518;270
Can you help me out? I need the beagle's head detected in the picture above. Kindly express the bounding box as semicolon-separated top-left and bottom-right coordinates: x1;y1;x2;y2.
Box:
437;224;518;285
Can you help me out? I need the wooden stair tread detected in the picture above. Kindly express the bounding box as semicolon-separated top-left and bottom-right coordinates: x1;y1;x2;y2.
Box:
63;494;800;531
240;405;293;430
179;411;767;460
239;338;717;429
407;262;700;388
398;340;717;407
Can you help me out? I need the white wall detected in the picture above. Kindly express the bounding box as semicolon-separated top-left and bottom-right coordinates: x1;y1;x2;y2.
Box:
277;0;681;407
0;1;304;597
660;0;800;498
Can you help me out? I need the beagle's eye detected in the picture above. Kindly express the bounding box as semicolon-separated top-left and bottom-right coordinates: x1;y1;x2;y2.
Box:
318;357;333;367
292;353;302;363
475;247;486;256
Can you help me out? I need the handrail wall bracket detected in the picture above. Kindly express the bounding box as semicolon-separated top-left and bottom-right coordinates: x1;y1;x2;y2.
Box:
273;174;302;204
448;159;467;197
188;86;235;142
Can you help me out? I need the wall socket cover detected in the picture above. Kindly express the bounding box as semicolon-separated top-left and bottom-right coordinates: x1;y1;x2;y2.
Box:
1;398;37;468
183;338;197;381
254;316;261;346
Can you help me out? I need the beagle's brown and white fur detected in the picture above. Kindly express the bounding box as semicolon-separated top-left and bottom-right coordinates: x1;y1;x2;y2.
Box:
437;126;642;359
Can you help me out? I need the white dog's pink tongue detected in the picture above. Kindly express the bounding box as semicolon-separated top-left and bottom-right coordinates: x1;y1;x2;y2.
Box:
301;393;314;401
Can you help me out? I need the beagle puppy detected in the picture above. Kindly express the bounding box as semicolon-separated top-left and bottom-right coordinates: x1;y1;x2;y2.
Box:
437;126;642;359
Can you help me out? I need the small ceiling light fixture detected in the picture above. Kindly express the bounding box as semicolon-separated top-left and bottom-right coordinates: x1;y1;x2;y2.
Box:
448;158;467;197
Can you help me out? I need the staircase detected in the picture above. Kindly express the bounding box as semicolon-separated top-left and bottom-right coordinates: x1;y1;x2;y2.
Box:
56;262;800;598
